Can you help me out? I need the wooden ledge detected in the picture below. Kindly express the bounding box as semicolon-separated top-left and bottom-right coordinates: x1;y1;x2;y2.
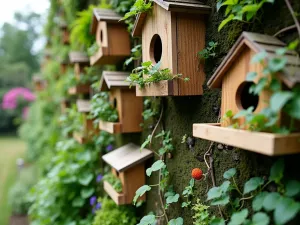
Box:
68;84;90;95
103;181;126;205
90;48;129;66
99;120;122;134
193;123;300;156
136;80;173;96
73;132;88;144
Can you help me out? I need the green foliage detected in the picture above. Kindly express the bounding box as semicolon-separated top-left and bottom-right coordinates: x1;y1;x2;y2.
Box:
146;160;165;176
121;0;152;21
207;160;300;225
142;98;158;121
87;42;100;57
92;198;137;225
133;185;151;205
103;173;123;193
217;0;274;31
90;92;119;123
192;200;211;225
126;61;189;88
182;179;195;208
198;41;218;60
124;44;142;66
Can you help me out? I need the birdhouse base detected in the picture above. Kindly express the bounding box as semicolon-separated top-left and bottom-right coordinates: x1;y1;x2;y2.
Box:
99;120;122;133
136;80;174;96
193;123;300;156
90;49;129;66
68;84;90;95
103;181;126;205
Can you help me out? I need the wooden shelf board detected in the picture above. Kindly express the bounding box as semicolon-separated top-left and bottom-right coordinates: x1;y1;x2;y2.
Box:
68;85;90;95
103;181;126;205
136;80;173;96
90;48;129;66
193;123;300;156
99;120;122;134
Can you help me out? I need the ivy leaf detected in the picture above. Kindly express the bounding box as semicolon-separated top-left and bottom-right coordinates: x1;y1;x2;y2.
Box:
268;57;287;73
218;14;234;31
223;168;236;179
220;181;231;192
274;197;300;224
270;91;294;113
80;187;94;199
287;96;300;120
263;192;281;211
166;194;180;204
252;192;268;211
137;215;156;225
146;160;165;176
228;209;248;225
207;187;222;200
252;212;270;225
269;159;284;183
251;51;267;63
243;177;264;194
210;218;225;225
285;180;300;197
72;196;85;207
168;217;183;225
246;72;257;81
211;195;230;206
133;185;151;205
78;173;94;186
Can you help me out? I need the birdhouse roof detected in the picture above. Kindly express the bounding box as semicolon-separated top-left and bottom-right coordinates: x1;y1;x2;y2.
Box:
69;51;89;64
99;71;131;91
132;0;211;36
102;143;153;172
91;8;123;34
76;99;91;113
208;32;300;89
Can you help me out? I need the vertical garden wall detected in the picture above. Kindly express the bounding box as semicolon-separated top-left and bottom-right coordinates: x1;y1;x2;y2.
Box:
20;0;300;224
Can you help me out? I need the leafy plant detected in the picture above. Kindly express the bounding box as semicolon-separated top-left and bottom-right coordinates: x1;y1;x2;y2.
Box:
192;200;211;225
103;172;123;193
121;0;152;21
206;160;300;225
217;0;274;31
142;98;158;121
182;178;195;208
124;44;142;66
87;42;100;57
198;42;218;60
89;92;119;123
126;61;189;88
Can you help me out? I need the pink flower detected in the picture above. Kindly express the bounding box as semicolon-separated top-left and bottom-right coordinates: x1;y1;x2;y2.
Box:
22;107;29;120
2;87;35;110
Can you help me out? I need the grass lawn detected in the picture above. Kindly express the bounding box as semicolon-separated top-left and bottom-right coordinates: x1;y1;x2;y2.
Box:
0;136;26;225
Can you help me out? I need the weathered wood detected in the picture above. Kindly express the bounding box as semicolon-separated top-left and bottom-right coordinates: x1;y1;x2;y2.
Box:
193;123;300;156
102;143;153;172
100;71;130;91
76;100;91;113
69;51;89;64
103;181;126;205
136;80;172;96
99;120;122;133
68;84;90;95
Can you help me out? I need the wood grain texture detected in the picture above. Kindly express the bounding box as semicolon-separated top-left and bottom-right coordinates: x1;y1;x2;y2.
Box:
68;84;90;95
100;71;130;91
99;120;122;134
136;80;172;96
193;123;300;156
76;100;91;113
103;181;126;205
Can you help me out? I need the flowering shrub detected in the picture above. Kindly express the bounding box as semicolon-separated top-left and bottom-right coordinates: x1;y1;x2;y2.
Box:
2;87;35;110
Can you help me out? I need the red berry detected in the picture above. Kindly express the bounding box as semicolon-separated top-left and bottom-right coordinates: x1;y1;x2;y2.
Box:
191;168;203;180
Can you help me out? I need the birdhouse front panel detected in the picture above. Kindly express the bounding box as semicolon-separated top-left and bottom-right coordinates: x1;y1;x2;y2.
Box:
220;47;271;127
141;3;206;95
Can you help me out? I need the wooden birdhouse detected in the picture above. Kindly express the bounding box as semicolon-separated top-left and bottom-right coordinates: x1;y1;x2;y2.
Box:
69;51;89;80
132;0;211;96
73;100;98;144
193;32;300;156
32;75;46;91
68;84;91;95
102;143;153;205
59;21;69;45
90;8;131;65
98;71;143;134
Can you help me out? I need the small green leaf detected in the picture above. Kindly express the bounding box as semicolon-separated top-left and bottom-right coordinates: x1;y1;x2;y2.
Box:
270;91;294;113
269;159;284;183
207;187;222;200
72;197;85;207
133;185;151;205
251;51;267;63
246;72;257;81
243;177;264;194
218;14;234;31
220;181;231;192
211;195;230;206
210;218;225;225
80;187;94;199
252;212;270;225
168;217;183;225
225;110;234;118
137;215;156;225
166;194;180;204
263;192;281;211
146;160;165;176
223;168;236;179
285;180;300;197
228;209;248;225
274;197;300;224
78;173;94;186
252;192;268;211
268;57;287;72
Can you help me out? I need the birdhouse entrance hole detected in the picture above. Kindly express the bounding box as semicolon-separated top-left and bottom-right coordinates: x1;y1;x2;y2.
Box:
150;34;162;64
113;98;117;108
100;30;103;43
236;81;259;111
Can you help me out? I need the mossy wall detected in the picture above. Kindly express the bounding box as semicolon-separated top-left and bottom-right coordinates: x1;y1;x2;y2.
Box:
116;1;300;224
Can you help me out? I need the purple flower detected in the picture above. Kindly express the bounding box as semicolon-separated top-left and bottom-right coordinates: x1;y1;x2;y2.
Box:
95;202;102;210
90;196;97;206
106;144;113;152
96;174;103;183
2;87;35;110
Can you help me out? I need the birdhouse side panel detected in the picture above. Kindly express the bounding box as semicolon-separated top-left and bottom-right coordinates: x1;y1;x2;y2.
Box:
142;4;173;70
96;21;108;48
175;13;206;95
221;48;271;127
107;24;131;57
110;89;122;122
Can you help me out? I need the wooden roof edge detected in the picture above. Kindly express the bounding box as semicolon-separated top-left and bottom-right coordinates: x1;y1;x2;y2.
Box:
101;71;131;90
102;143;154;172
132;13;147;37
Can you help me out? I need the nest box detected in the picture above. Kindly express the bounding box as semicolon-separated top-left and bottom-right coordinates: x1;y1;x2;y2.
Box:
98;71;143;134
59;21;70;45
73;100;98;144
193;32;300;156
69;51;90;80
68;84;91;95
102;143;153;205
32;75;46;91
90;8;131;65
132;0;211;96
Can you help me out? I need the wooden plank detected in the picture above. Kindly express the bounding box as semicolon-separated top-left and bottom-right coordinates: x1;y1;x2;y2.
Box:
193;123;300;156
68;84;90;95
76;100;90;113
102;143;153;172
103;181;126;205
132;13;147;37
69;51;89;63
136;80;172;96
99;120;122;134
